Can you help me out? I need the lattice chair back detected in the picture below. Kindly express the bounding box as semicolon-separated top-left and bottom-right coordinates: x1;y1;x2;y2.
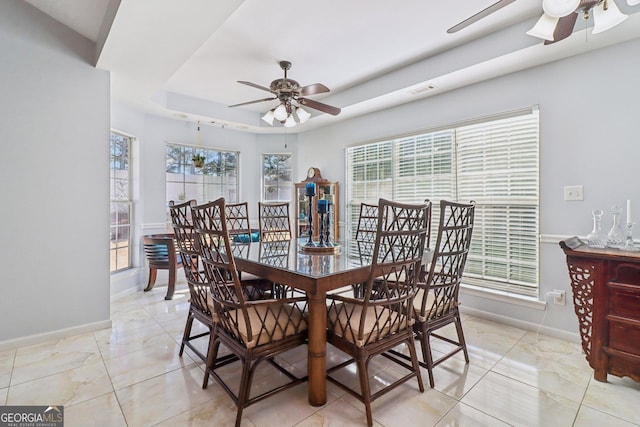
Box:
355;202;379;243
193;198;307;349
226;202;260;243
258;202;292;242
168;199;211;315
329;198;431;347
416;200;475;323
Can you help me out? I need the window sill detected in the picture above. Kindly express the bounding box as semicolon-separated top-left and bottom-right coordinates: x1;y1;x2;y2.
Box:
460;283;547;311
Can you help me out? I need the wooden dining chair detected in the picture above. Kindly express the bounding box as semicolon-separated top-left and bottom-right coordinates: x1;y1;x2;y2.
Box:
193;198;308;427
353;202;379;297
226;202;260;243
142;233;183;300
225;201;268;295
258;202;292;242
355;202;378;243
326;198;430;427
168;200;238;370
413;200;475;388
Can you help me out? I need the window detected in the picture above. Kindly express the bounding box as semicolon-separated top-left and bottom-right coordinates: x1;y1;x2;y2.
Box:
261;154;293;201
166;144;239;207
110;131;132;272
346;108;540;296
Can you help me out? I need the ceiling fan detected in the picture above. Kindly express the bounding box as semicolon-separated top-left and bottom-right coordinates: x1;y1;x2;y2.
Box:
448;0;636;45
229;60;341;127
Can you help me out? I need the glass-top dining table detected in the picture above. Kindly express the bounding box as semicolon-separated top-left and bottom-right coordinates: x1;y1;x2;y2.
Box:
231;238;371;406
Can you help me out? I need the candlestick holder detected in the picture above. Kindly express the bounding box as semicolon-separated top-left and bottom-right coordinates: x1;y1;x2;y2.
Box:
318;212;326;246
324;203;332;246
623;223;640;252
306;195;314;246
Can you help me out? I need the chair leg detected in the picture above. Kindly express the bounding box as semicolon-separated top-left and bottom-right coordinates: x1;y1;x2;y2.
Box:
419;329;435;388
179;311;195;357
455;316;470;363
144;268;157;291
407;337;425;392
202;333;221;389
165;266;176;300
356;356;373;427
235;361;252;427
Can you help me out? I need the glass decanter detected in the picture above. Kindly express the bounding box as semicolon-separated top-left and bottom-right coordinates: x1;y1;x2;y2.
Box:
587;210;607;248
607;205;625;248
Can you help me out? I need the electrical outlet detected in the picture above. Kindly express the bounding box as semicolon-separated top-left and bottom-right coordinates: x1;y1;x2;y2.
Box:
551;290;566;305
564;185;583;201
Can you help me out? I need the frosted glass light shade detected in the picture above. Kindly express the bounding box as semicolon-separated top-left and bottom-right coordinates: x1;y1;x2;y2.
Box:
526;13;559;41
543;0;580;17
284;114;297;127
592;0;628;34
273;104;288;121
262;110;275;125
296;106;311;123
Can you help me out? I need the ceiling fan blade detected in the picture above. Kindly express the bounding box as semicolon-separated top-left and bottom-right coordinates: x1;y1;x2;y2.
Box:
297;98;341;116
544;12;578;45
238;81;274;93
300;83;330;97
447;0;518;34
228;97;277;108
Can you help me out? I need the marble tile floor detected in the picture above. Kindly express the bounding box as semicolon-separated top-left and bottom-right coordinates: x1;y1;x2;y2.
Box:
1;285;639;426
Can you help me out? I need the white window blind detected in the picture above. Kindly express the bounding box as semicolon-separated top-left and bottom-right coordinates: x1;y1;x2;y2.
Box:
346;108;539;296
457;112;539;295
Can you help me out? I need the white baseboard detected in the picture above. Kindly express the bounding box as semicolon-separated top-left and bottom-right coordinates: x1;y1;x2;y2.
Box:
460;305;580;344
110;267;144;296
0;320;112;352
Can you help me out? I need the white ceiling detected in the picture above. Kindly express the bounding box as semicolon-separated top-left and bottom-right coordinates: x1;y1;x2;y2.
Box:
22;0;640;133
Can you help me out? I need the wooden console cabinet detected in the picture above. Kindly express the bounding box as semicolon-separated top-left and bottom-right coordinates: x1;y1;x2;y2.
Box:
560;237;640;383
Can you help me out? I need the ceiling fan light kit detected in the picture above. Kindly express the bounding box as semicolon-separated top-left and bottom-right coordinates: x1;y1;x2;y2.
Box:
261;109;275;125
526;0;633;44
592;0;628;33
451;0;636;45
230;60;341;128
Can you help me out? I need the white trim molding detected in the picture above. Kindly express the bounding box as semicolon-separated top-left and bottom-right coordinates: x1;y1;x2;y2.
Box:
460;305;580;344
0;320;112;352
461;283;547;310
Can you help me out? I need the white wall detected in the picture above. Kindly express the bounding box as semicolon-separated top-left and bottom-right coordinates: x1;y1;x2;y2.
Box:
0;1;111;343
297;37;640;337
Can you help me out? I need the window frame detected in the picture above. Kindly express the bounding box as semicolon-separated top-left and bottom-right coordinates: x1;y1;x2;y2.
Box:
261;153;293;202
110;130;133;273
345;107;540;297
165;143;240;209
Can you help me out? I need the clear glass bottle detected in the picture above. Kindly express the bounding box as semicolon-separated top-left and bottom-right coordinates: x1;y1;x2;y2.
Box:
607;205;625;248
587;210;607;248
